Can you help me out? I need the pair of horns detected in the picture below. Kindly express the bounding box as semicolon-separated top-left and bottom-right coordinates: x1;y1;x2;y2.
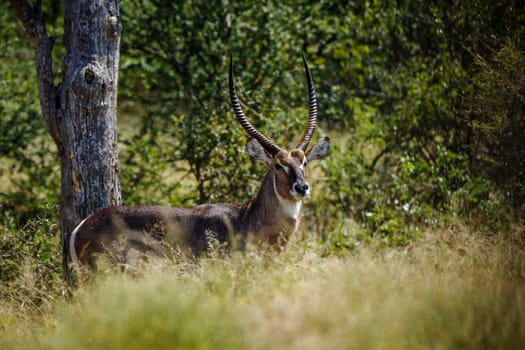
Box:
229;53;318;156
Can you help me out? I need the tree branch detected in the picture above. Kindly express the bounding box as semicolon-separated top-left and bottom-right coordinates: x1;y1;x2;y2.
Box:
10;0;61;148
369;146;390;172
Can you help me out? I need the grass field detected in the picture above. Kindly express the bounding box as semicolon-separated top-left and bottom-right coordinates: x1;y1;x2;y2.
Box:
1;221;524;350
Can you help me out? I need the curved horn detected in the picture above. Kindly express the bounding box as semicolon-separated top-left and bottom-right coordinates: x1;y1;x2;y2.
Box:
229;57;281;156
296;53;318;151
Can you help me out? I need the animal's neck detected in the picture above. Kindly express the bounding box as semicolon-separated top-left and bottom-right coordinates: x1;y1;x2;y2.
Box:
240;172;302;245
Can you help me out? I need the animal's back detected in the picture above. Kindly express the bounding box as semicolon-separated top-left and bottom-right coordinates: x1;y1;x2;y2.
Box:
69;204;242;267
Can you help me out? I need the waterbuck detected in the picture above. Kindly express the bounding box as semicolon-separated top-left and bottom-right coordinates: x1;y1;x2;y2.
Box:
66;55;330;272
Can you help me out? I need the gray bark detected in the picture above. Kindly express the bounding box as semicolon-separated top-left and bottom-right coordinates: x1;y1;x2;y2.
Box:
59;0;122;232
10;0;122;269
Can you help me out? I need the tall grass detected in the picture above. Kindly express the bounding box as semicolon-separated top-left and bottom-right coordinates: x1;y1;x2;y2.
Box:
1;223;524;349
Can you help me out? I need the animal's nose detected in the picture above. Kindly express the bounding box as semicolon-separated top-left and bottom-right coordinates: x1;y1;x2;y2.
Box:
293;182;310;196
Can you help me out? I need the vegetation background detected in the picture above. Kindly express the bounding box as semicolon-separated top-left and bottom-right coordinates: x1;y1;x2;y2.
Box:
1;0;524;349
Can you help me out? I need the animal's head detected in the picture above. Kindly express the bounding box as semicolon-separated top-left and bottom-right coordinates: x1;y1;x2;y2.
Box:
230;54;330;202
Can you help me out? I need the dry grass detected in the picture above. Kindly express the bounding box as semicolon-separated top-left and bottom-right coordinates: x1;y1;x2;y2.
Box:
1;222;524;349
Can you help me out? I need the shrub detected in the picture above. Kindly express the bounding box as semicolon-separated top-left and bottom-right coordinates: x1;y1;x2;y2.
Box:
0;210;64;312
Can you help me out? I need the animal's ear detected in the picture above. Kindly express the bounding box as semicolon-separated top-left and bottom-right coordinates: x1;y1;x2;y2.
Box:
306;137;330;161
246;138;272;164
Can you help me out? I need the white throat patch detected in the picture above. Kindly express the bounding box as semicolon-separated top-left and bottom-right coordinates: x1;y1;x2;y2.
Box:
273;174;302;219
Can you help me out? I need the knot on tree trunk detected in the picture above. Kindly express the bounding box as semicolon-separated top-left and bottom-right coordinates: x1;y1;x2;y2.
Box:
71;61;110;112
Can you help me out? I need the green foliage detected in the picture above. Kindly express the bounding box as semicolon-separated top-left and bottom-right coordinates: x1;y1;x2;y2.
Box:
2;0;525;257
119;132;184;206
0;209;63;310
469;42;525;209
0;8;42;158
119;0;339;204
0;4;61;227
310;0;525;244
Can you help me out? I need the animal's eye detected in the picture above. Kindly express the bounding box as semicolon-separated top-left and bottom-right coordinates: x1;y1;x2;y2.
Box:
275;163;284;171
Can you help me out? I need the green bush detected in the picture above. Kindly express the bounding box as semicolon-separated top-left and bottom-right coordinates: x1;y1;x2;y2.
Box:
0;209;63;309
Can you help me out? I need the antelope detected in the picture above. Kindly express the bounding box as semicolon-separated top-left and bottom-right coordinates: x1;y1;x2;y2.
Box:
66;55;330;273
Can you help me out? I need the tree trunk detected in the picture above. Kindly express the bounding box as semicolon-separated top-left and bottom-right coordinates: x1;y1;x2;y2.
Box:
59;0;122;233
10;0;122;279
